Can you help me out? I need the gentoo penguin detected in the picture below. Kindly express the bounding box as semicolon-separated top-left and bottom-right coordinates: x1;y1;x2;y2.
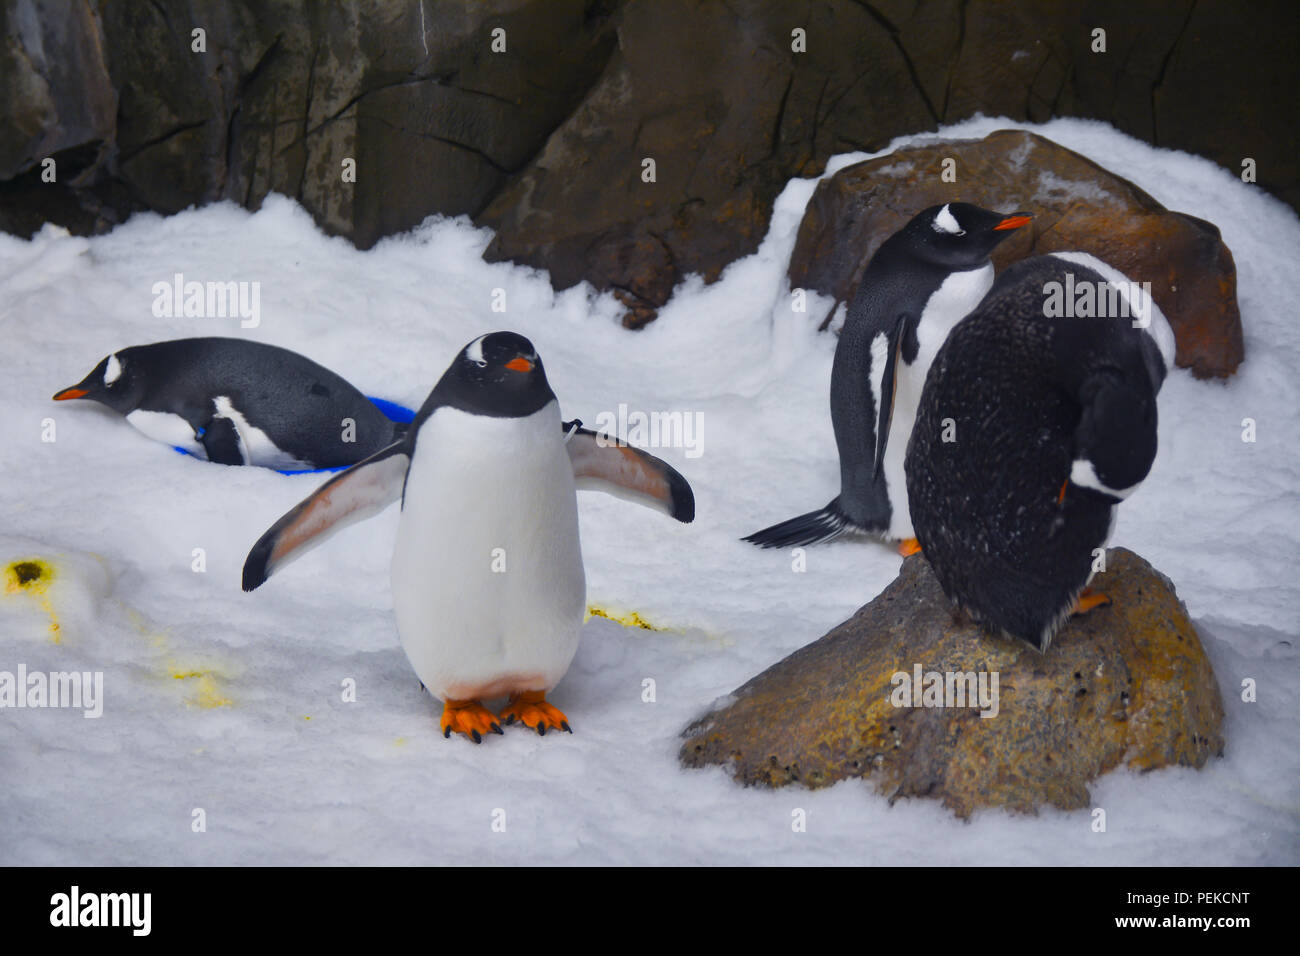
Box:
53;337;405;470
242;331;695;741
905;252;1176;651
745;203;1031;553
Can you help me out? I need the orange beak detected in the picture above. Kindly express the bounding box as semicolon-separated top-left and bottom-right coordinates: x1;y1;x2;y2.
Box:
994;214;1033;231
52;387;89;401
505;357;533;373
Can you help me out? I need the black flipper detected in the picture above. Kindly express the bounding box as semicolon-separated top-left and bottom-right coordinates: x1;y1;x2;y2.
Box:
742;498;858;549
200;417;244;465
873;314;908;479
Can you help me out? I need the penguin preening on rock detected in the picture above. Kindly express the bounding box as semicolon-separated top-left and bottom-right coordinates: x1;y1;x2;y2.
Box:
905;252;1176;651
53;337;406;470
242;331;695;741
745;203;1031;553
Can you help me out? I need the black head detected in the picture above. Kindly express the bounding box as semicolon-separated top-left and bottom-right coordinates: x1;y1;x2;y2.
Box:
1072;356;1161;499
887;202;1032;271
427;331;556;418
52;350;145;414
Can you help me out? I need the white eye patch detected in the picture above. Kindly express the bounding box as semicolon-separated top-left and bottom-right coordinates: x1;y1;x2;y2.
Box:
104;353;123;385
931;204;964;235
465;335;488;367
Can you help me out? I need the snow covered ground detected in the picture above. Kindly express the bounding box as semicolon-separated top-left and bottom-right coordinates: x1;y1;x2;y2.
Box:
1;116;1296;865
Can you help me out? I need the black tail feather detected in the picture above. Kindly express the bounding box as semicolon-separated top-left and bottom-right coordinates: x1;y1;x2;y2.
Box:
743;501;860;549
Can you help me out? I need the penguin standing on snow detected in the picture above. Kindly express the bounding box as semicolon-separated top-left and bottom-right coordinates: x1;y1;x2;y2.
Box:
905;252;1176;651
242;331;695;741
53;337;405;470
745;203;1031;553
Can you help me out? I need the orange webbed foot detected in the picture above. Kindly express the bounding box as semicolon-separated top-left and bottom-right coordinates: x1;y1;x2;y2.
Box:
1071;587;1112;616
440;699;504;743
499;690;572;736
898;537;922;557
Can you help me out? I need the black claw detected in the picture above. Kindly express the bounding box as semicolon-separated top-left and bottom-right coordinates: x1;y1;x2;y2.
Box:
537;723;546;736
491;723;504;735
561;721;572;734
504;714;516;725
443;727;451;739
471;729;482;744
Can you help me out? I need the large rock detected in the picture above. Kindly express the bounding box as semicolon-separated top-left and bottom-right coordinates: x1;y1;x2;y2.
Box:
0;0;1296;299
96;0;620;249
0;0;618;246
788;129;1244;378
0;0;115;182
478;0;936;327
0;0;118;237
680;548;1225;819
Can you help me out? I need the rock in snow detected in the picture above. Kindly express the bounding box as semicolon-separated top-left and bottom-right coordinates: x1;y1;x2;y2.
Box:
681;549;1224;819
787;130;1244;378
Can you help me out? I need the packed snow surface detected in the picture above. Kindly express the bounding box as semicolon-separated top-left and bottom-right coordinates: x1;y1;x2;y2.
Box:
1;116;1297;865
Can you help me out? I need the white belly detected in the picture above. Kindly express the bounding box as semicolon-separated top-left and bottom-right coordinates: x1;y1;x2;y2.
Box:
125;409;203;457
886;263;994;539
390;401;586;701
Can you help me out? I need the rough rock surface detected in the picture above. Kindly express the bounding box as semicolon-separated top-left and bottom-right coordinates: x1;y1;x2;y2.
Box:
680;548;1225;819
1;0;620;247
788;129;1244;378
1;0;1296;320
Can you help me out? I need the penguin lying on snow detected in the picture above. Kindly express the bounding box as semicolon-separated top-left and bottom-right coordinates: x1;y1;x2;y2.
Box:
905;252;1176;651
242;331;695;741
745;203;1031;554
53;337;406;470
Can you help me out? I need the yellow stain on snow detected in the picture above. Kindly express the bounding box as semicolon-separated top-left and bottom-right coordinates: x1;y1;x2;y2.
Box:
169;668;232;709
4;558;62;643
122;605;169;651
123;605;233;709
586;604;660;631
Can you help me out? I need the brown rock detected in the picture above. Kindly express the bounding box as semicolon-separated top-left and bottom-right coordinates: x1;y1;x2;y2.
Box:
479;0;936;324
680;548;1225;819
787;129;1244;378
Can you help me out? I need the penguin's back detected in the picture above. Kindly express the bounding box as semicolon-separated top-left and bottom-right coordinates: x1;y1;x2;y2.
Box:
126;338;399;467
906;257;1129;645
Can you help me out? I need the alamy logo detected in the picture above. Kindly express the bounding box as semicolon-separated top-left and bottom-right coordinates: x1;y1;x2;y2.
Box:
0;666;103;718
593;403;703;459
50;886;151;936
151;272;261;328
1041;272;1153;328
890;665;999;718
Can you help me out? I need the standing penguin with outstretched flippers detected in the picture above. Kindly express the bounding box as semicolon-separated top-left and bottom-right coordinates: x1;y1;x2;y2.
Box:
905;252;1176;651
242;331;695;741
744;203;1031;554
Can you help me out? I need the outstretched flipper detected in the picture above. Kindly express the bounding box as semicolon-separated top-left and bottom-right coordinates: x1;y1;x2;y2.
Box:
563;420;694;523
242;440;410;591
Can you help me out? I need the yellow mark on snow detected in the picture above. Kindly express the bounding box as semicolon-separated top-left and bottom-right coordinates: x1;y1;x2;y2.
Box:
169;668;232;709
121;604;169;650
587;604;659;631
122;603;234;709
4;558;62;642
